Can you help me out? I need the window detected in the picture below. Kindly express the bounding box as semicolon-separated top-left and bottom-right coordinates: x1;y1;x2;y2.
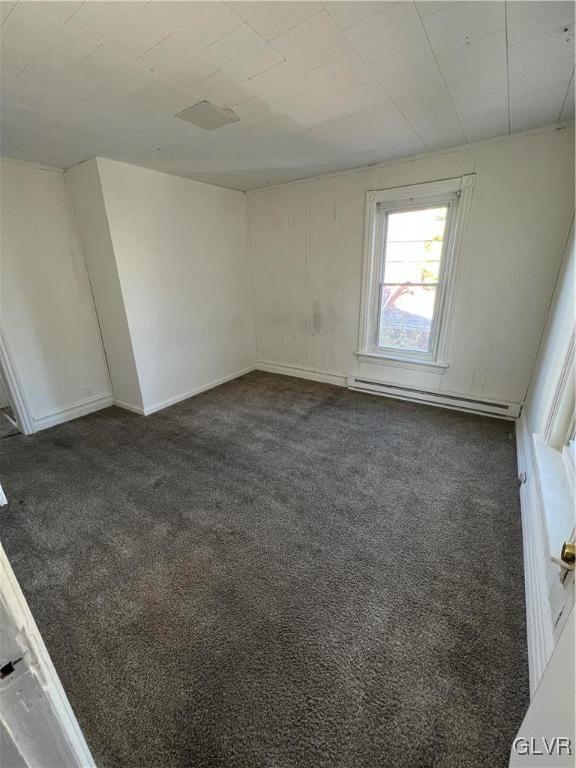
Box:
358;176;475;371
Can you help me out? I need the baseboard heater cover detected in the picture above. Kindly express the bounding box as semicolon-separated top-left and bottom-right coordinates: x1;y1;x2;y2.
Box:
347;377;520;418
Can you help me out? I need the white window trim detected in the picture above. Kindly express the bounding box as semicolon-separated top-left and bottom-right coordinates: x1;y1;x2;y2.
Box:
357;175;476;372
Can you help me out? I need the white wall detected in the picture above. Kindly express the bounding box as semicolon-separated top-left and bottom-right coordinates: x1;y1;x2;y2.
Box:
247;126;575;406
0;159;111;430
69;158;255;415
522;222;574;436
66;160;144;412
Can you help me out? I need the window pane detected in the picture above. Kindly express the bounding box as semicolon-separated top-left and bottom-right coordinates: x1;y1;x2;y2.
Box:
379;206;448;353
386;207;447;242
384;241;442;283
383;206;447;285
378;284;437;352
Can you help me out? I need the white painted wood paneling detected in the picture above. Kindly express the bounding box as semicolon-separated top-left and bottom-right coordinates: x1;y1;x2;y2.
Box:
247;127;575;406
248;183;307;366
305;170;369;375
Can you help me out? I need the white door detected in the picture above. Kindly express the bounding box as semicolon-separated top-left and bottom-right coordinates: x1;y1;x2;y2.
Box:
509;608;575;767
0;541;95;768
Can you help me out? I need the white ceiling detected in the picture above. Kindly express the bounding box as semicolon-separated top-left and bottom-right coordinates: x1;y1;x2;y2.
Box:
1;0;574;190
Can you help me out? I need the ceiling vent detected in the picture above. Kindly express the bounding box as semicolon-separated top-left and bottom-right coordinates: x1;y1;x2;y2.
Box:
175;101;239;131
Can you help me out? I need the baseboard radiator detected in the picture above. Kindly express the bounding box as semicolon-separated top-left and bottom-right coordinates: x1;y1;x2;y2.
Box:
347;377;520;419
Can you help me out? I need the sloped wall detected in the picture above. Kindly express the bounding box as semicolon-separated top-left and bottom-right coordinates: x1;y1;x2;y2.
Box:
67;158;255;415
0;159;112;430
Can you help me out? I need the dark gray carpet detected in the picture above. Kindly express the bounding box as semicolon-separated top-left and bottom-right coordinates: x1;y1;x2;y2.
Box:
0;371;528;768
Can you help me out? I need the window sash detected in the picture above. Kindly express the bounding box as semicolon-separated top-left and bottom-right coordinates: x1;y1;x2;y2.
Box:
371;195;458;362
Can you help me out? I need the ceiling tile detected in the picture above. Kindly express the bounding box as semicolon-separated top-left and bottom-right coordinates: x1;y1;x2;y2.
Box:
243;61;313;104
65;1;170;60
229;1;323;41
0;73;45;108
437;31;506;81
140;2;243;50
230;96;282;125
136;36;218;84
324;2;395;31
272;11;352;73
506;1;574;46
0;103;55;132
453;90;508;121
0;124;26;156
190;71;255;109
281;80;386;125
560;74;575;121
344;3;428;64
444;64;508;103
370;44;438;90
280;87;348;125
397;92;466;148
200;24;283;81
510;57;574;100
0;0;572;188
508;24;575;74
77;46;159;96
422;1;504;56
510;85;566;132
410;118;465;150
306;52;373;97
386;69;449;113
0;1;16;23
106;79;198;120
309;98;425;157
1;3;100;67
460;109;509;142
415;2;458;20
25;2;84;24
34;92;103;128
17;53;105;100
0;41;35;77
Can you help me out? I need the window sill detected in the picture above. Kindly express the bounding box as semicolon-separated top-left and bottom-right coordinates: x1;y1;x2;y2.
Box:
356;351;449;374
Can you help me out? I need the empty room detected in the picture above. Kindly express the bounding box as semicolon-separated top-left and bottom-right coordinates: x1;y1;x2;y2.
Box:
0;1;574;767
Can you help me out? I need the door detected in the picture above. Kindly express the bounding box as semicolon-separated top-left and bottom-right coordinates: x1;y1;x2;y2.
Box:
0;541;95;767
509;608;575;767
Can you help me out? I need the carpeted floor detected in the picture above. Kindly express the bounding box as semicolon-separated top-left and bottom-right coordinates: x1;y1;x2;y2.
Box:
0;371;528;768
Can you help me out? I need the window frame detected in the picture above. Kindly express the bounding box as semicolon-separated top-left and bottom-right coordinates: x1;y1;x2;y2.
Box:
358;175;476;372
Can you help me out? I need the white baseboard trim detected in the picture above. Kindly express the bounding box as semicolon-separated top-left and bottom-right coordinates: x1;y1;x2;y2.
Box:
516;411;555;697
114;400;145;416
33;394;114;431
142;366;255;416
255;360;347;387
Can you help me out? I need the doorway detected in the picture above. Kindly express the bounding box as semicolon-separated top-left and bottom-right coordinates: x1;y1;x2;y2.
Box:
0;377;20;440
0;374;20;440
